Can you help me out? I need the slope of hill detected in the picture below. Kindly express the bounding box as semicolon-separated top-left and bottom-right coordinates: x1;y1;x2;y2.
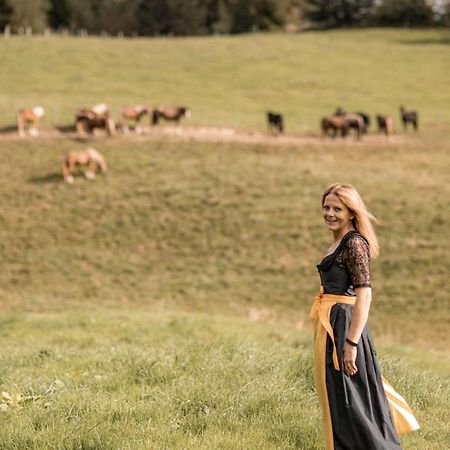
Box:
0;29;449;132
1;29;449;449
1;136;448;348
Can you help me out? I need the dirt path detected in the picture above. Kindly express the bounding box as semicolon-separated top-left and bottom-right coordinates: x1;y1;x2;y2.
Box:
0;124;410;147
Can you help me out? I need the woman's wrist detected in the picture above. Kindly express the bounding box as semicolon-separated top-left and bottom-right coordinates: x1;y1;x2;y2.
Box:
345;337;358;347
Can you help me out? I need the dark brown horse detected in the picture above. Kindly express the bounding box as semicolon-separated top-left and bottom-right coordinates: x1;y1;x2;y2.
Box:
343;113;365;140
321;116;349;138
75;104;115;136
120;105;149;134
376;115;394;136
152;107;191;125
399;106;418;131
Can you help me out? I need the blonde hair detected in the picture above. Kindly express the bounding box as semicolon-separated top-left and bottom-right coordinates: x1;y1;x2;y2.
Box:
322;183;379;258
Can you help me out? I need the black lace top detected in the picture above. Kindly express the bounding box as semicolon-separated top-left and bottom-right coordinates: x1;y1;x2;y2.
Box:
317;230;371;296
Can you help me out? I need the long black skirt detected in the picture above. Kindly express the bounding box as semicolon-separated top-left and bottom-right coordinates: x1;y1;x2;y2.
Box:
326;303;402;450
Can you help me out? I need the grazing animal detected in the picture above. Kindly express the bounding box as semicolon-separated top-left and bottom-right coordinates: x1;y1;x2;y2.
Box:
91;103;109;115
355;111;370;133
75;104;115;136
321;115;349;138
152;106;191;125
343;113;365;140
120;105;149;134
334;107;370;134
376;115;394;136
17;106;45;137
400;106;418;131
61;148;107;183
267;111;284;135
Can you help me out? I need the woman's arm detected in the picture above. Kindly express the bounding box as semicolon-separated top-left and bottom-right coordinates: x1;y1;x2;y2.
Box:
343;286;372;376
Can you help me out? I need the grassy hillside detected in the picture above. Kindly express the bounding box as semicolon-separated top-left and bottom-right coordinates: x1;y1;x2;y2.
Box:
1;136;449;348
1;29;449;448
0;29;449;132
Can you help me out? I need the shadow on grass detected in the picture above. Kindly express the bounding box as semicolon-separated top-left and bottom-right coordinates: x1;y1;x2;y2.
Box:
395;38;450;46
28;173;62;184
54;124;76;133
0;125;17;134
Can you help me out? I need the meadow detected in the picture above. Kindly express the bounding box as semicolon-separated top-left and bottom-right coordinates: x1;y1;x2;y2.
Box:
1;28;450;132
0;29;449;449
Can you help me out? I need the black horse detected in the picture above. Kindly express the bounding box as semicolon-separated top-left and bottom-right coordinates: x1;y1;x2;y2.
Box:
152;107;191;125
399;106;418;131
267;111;284;135
355;111;370;133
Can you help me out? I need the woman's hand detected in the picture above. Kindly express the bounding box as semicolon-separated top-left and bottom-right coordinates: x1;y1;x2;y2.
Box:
343;343;358;376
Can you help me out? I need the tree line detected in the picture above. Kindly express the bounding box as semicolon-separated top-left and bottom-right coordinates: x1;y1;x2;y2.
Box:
1;0;449;36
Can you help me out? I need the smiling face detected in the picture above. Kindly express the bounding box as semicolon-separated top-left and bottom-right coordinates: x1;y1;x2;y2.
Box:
323;193;354;238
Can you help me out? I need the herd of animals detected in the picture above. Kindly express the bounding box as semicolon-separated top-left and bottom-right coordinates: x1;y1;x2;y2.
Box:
15;103;192;182
267;106;419;139
16;103;191;138
14;102;419;183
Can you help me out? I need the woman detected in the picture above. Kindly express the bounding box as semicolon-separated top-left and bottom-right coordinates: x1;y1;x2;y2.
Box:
310;183;419;450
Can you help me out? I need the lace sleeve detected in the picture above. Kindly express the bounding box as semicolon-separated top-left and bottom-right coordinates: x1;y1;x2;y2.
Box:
342;235;371;288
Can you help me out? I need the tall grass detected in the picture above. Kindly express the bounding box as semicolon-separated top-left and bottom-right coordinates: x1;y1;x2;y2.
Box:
0;310;448;449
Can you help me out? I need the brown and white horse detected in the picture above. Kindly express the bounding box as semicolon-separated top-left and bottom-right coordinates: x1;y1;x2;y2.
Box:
17;106;45;137
120;105;149;134
61;148;107;183
152;106;191;126
75;103;115;136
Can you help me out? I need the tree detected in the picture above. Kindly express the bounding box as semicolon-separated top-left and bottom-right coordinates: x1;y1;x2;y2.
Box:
444;1;450;26
47;0;70;29
9;0;49;32
97;0;139;35
211;0;233;33
229;0;288;33
0;0;13;31
302;0;375;28
137;0;210;36
373;0;433;27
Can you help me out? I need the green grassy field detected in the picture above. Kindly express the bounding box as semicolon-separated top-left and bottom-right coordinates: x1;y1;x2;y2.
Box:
0;28;449;132
0;29;449;449
1;310;448;449
2;136;449;344
1;135;449;448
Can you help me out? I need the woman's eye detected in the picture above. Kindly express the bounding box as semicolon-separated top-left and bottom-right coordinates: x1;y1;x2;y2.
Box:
335;208;341;212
